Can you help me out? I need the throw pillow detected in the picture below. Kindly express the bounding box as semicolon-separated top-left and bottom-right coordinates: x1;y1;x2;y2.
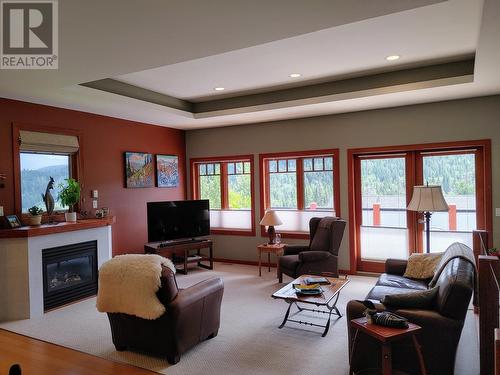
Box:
382;286;439;309
403;252;443;280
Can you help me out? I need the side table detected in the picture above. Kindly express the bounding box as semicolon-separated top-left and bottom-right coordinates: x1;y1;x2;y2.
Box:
257;243;286;278
349;317;426;375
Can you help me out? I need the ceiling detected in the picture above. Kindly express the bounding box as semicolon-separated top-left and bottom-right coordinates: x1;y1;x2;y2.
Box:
1;0;498;130
116;0;479;101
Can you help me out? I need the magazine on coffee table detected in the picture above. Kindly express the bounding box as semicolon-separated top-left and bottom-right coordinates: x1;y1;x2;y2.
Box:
293;283;323;295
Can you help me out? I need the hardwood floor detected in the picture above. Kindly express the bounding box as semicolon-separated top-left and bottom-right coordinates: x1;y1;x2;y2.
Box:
0;329;156;375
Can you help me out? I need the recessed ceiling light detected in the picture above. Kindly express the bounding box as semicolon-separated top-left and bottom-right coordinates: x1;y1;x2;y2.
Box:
289;73;302;78
214;87;225;91
385;55;400;61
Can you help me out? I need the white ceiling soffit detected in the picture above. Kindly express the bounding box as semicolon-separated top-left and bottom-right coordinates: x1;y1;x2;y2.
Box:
116;0;479;101
1;0;499;130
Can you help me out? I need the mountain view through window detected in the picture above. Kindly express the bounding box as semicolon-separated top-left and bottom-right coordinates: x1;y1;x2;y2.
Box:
20;153;70;212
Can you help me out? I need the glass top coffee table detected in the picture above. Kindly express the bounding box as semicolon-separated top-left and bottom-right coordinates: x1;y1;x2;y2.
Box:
272;274;350;337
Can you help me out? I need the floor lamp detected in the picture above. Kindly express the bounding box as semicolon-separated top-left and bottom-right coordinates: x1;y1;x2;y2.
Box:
407;185;449;253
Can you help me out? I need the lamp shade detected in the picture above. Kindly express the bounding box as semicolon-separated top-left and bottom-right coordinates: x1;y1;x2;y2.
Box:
407;185;449;212
259;210;283;226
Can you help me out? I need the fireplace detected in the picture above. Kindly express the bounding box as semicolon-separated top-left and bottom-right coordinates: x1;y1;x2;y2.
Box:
42;240;98;311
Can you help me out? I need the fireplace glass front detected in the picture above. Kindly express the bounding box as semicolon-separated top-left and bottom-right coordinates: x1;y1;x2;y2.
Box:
42;240;98;311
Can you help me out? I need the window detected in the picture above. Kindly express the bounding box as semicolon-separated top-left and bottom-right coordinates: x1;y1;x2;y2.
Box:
359;155;409;262
20;153;71;213
198;163;222;209
421;152;478;252
191;156;254;235
348;140;491;273
260;149;340;237
13;125;81;216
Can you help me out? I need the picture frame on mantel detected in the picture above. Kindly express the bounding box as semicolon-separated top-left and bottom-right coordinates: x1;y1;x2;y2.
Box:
5;214;22;228
124;152;154;188
156;154;179;188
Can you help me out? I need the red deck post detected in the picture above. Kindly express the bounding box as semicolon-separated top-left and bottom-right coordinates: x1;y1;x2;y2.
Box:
373;203;381;226
448;204;457;231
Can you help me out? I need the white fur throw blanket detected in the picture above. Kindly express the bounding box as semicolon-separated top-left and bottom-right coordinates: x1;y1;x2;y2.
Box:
96;254;176;320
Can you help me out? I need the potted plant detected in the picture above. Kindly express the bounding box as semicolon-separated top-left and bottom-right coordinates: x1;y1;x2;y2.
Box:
27;206;43;226
58;178;81;222
487;248;499;257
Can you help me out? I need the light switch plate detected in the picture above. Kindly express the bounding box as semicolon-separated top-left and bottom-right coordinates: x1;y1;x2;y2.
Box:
92;190;98;198
92;199;98;209
496;208;500;217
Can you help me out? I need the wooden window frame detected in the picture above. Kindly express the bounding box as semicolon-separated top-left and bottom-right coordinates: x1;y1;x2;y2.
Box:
259;149;341;240
347;139;492;274
12;122;84;219
190;155;255;236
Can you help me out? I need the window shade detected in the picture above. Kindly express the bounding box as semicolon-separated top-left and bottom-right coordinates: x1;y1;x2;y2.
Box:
19;130;79;154
210;210;252;230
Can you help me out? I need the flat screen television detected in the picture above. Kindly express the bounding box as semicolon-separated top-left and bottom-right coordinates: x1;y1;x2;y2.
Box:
147;200;210;242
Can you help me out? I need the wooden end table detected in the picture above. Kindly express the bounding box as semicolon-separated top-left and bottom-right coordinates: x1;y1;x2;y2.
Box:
257;243;285;278
349;317;426;375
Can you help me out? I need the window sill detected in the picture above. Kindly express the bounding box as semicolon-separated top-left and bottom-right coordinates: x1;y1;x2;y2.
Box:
210;228;256;237
260;227;309;240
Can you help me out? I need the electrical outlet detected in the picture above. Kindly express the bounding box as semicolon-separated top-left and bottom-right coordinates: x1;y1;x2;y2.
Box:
496;208;500;217
92;199;98;209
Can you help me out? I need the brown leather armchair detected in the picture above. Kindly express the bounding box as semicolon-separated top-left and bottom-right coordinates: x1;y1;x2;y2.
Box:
278;217;346;282
106;266;224;365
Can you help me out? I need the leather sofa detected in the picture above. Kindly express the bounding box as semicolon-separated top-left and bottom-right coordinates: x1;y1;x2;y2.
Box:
278;217;346;282
347;245;475;375
107;266;224;364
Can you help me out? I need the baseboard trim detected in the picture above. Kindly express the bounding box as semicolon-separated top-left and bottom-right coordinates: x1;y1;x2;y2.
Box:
338;269;354;275
213;258;354;276
213;257;277;268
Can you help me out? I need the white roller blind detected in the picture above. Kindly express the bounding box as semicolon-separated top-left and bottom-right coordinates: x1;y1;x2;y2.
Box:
19;130;79;154
210;210;252;230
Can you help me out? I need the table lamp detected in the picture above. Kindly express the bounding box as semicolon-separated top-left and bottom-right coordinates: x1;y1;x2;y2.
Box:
259;210;283;244
407;184;449;253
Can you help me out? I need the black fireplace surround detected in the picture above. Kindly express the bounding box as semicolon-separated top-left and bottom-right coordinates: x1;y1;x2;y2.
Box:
42;240;98;311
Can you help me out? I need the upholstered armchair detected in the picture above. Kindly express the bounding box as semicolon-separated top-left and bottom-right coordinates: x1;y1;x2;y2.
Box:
278;217;346;283
106;266;224;365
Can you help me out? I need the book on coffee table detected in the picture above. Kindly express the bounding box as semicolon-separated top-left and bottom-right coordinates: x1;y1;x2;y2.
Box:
304;276;331;285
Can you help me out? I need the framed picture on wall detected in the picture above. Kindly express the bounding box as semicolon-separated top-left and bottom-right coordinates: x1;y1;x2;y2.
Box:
124;152;155;188
156;154;179;188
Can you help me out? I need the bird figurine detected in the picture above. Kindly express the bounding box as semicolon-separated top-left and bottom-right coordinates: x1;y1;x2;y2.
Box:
42;177;55;216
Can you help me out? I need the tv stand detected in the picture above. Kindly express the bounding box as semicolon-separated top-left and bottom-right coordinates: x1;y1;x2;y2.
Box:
158;238;203;248
144;239;213;275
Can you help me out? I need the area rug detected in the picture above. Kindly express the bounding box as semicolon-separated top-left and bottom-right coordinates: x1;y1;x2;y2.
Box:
0;263;477;374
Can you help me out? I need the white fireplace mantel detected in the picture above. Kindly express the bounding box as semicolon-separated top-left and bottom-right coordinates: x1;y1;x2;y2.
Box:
0;219;113;321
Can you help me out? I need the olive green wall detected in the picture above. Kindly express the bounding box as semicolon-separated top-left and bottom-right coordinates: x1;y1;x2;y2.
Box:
186;95;500;271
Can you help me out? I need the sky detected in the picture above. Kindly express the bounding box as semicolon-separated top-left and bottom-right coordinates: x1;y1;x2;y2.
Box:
20;153;68;170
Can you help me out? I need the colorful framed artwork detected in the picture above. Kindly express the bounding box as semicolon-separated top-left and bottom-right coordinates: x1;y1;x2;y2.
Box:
124;152;154;188
156;154;179;188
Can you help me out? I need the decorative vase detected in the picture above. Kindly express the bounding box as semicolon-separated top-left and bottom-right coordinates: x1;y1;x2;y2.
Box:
65;212;77;222
26;214;42;226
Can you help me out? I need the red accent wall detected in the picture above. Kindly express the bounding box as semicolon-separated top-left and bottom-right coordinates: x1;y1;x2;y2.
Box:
0;98;186;255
